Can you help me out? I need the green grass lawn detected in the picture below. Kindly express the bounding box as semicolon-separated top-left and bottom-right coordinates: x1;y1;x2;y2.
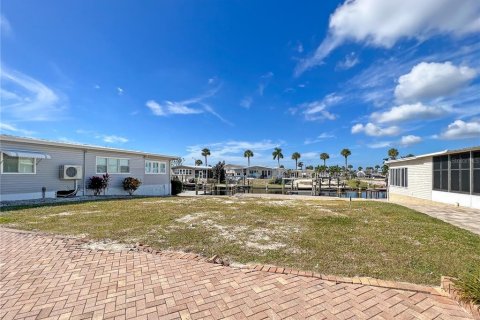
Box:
1;196;479;285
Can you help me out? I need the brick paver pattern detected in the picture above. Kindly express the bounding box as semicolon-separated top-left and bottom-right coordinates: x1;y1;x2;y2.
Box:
390;199;480;236
0;229;473;320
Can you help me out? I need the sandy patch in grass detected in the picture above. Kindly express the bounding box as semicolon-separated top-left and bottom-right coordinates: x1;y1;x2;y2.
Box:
175;212;205;223
80;239;134;251
45;210;102;218
245;241;286;250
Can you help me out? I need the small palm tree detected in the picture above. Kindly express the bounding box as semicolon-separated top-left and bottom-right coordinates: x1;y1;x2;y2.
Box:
388;148;399;160
358;166;363;172
201;148;211;167
298;161;304;170
320;153;330;166
244;149;254;167
340;148;351;175
375;165;380;172
291;152;301;169
195;159;203;166
272;147;284;167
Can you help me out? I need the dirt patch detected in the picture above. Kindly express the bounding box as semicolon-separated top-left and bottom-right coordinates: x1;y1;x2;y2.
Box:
245;241;286;250
175;212;205;223
80;239;134;251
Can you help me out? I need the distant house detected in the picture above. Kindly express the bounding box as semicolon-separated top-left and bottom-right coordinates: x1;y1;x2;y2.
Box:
356;171;366;178
225;165;277;179
172;165;212;181
386;146;480;209
0;135;178;201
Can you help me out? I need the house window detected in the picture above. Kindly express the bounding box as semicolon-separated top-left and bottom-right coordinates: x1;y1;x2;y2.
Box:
473;151;480;194
1;154;35;174
433;155;448;191
96;157;130;174
145;160;166;174
450;152;470;193
389;168;408;187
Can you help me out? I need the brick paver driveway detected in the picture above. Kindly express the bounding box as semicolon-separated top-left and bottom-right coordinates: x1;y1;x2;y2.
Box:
390;199;480;236
0;229;472;320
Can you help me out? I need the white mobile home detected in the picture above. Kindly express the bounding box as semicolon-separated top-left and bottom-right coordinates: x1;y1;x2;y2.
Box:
386;147;480;209
0;135;178;201
172;165;212;181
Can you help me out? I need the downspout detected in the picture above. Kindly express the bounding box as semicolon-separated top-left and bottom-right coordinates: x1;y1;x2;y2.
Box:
83;149;86;196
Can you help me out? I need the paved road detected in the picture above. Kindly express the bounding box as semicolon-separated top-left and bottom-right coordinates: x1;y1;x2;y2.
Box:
0;229;472;319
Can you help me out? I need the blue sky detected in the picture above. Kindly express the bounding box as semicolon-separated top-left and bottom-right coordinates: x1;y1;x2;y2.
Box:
1;0;480;168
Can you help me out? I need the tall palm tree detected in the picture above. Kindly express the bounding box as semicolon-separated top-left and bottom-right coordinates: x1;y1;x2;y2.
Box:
388;148;399;160
291;152;301;169
243;149;254;167
320;153;330;166
272;147;284;168
201;148;211;167
195;159;203;166
340;148;351;175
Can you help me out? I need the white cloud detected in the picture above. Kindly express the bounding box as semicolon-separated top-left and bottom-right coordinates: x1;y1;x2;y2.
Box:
258;72;274;96
117;87;124;95
351;123;401;136
0;65;65;121
297;43;304;53
101;135;128;144
240;97;253;109
368;141;392;149
146;86;229;124
295;0;480;74
94;84;100;89
304;133;335;145
336;52;359;70
298;93;342;121
400;135;422;146
439;119;480;139
371;103;449;123
183;140;283;166
1;14;12;36
395;62;477;102
0;123;34;135
165;101;203;115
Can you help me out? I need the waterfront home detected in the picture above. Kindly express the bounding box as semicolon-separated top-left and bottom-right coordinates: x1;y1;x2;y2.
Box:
172;165;212;181
386;146;480;209
0;135;177;200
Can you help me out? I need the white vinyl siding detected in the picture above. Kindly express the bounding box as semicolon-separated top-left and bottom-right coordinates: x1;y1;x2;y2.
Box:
1;153;36;174
96;157;130;174
145;160;166;174
388;157;432;200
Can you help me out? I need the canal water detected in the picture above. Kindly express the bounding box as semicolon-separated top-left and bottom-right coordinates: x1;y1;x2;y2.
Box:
249;188;387;199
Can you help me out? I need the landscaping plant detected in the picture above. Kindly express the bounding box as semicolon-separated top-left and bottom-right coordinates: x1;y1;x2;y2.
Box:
454;265;480;306
87;174;110;196
122;177;142;195
171;179;183;195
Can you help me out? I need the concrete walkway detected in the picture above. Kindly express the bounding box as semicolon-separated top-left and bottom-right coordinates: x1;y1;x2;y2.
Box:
0;229;472;319
390;199;480;236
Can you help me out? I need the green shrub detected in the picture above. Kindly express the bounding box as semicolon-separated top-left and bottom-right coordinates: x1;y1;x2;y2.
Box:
122;177;142;195
454;265;480;306
171;179;183;195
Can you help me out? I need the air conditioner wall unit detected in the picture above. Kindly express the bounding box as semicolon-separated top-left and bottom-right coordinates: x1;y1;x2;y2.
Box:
60;165;83;180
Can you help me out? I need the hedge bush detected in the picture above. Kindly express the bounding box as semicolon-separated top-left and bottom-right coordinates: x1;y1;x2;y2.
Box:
171;179;183;195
